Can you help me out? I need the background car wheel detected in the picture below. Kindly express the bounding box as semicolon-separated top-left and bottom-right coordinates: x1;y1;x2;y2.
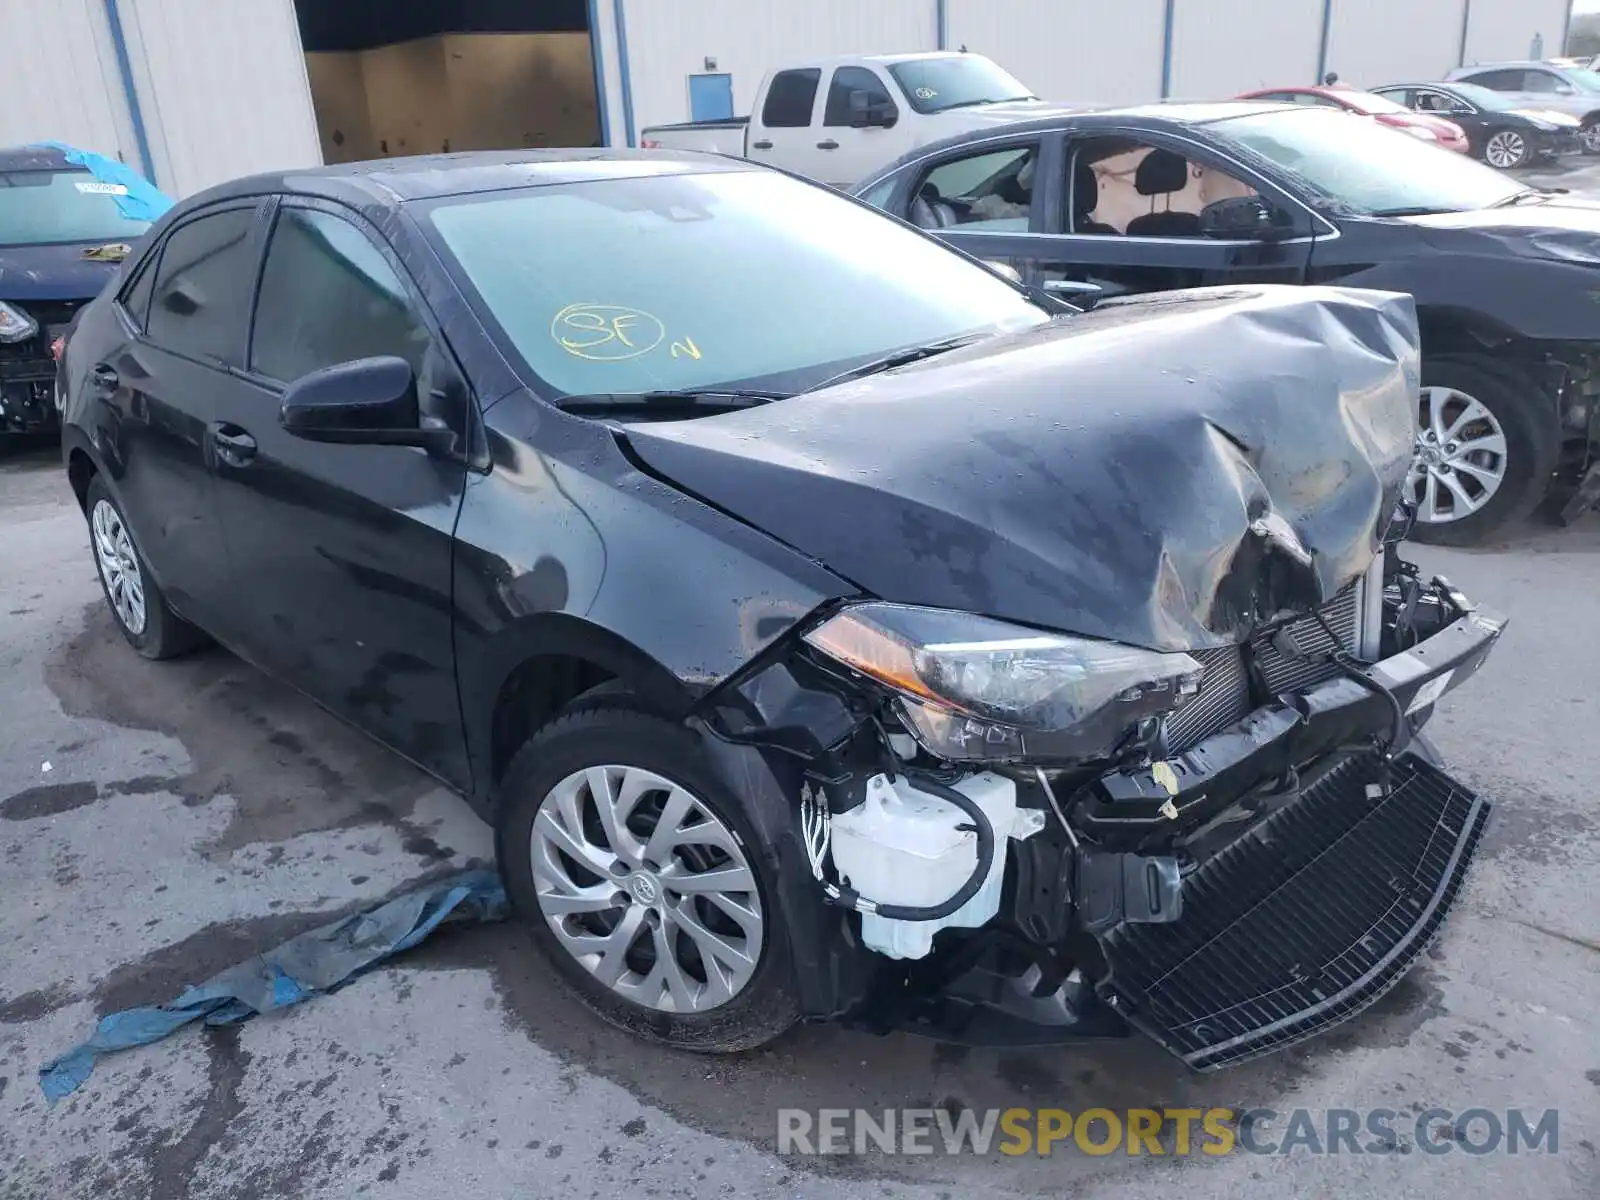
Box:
1405;356;1559;547
84;477;207;659
1581;122;1600;154
1483;130;1530;169
496;703;799;1052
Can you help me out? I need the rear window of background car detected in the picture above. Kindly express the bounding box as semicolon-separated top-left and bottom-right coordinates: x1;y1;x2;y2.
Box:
146;208;256;366
762;69;821;127
250;208;429;384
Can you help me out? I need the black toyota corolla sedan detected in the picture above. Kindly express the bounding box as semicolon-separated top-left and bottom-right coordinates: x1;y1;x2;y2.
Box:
855;101;1600;545
58;150;1504;1069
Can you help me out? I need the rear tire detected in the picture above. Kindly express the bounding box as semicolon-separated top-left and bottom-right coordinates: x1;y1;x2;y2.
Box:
1581;120;1600;155
1404;356;1560;547
495;702;799;1052
84;476;207;659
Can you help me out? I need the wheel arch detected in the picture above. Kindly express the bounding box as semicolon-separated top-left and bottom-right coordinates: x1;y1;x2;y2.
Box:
467;612;697;808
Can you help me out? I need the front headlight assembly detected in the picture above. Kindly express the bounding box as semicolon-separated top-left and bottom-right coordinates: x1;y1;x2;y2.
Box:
0;301;40;345
804;602;1203;762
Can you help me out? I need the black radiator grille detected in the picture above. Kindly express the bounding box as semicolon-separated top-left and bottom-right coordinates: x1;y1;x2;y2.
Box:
1163;584;1363;753
1097;753;1488;1070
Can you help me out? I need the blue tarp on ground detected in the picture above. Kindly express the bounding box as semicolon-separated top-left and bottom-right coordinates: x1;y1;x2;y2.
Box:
33;141;172;223
39;869;508;1102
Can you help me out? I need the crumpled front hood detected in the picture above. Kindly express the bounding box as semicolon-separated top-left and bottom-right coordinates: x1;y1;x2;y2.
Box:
0;242;123;301
1400;198;1600;264
622;286;1419;652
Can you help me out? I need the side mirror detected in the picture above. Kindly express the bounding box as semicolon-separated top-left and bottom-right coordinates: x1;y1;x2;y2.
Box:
280;355;452;452
849;89;898;128
1555;83;1577;96
983;260;1022;283
1199;195;1281;241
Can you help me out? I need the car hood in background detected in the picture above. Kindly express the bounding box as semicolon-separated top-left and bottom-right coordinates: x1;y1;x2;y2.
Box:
0;242;125;301
621;286;1419;653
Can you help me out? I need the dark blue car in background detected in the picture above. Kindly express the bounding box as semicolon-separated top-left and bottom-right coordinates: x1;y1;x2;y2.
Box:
1;144;169;445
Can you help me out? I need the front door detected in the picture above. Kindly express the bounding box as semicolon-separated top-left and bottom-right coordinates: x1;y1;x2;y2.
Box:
1028;132;1316;301
818;65;902;187
897;133;1057;284
207;198;473;787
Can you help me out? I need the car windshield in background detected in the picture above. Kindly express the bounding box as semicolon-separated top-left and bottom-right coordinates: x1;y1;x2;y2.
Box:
1561;68;1600;93
0;170;153;245
886;57;1036;114
424;170;1048;405
1213;108;1523;216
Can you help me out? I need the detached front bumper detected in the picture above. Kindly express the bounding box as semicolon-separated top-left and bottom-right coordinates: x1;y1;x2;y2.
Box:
1085;602;1504;1069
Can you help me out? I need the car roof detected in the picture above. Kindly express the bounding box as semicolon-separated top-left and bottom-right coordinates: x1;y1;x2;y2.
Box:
0;144;76;173
1450;61;1562;72
177;147;761;210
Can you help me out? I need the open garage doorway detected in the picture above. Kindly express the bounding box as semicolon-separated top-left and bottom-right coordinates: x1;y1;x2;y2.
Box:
293;0;601;164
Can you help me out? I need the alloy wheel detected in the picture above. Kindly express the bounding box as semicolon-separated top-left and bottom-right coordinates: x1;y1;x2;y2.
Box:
1583;124;1600;153
529;764;763;1013
1404;387;1508;524
91;499;147;635
1485;131;1525;168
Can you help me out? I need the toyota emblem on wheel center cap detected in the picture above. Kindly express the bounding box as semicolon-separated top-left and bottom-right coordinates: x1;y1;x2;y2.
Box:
628;874;659;905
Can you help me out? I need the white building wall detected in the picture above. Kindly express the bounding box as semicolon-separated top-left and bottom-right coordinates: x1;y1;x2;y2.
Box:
117;0;322;196
0;0;139;167
619;0;937;134
1169;0;1322;99
1323;0;1468;89
944;0;1165;105
1463;0;1572;66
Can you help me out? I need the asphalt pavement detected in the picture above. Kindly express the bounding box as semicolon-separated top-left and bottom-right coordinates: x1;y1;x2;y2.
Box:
2;163;1598;1198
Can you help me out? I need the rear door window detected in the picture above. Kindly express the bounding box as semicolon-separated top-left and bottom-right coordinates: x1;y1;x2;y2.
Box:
911;144;1040;231
249;206;431;383
145;207;258;367
762;69;821;128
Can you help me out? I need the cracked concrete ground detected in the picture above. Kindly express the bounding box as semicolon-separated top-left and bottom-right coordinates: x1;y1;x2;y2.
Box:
2;331;1598;1193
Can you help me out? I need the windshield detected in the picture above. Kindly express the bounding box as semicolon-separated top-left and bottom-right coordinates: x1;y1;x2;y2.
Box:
1211;108;1523;215
1561;67;1600;93
1330;90;1413;116
886;56;1035;114
425;169;1048;403
0;170;153;246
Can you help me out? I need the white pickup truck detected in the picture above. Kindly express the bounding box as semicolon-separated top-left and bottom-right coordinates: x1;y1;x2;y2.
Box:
640;51;1057;188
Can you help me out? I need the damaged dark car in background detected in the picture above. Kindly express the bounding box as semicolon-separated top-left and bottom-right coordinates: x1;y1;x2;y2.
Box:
1;143;170;447
58;151;1505;1071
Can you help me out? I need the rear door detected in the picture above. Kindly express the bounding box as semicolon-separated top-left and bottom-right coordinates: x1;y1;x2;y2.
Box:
207;198;474;786
91;202;265;629
748;68;824;178
1028;129;1316;301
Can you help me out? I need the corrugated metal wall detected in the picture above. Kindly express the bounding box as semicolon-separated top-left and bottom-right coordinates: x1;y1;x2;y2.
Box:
1323;0;1468;88
1169;0;1323;98
619;0;937;131
0;0;138;165
1463;0;1572;66
116;0;322;195
944;0;1165;105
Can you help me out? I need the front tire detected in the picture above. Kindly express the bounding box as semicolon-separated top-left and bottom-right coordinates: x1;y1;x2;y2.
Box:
496;703;798;1052
1581;121;1600;155
84;477;206;659
1404;356;1559;547
1483;129;1531;169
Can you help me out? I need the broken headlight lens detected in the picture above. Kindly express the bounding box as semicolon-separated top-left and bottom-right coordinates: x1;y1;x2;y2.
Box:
0;301;39;345
804;603;1203;762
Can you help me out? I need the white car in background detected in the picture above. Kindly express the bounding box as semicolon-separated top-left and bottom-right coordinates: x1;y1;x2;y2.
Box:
641;51;1068;188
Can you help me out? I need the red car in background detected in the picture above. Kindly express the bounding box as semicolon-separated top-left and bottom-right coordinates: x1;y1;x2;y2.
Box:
1238;85;1471;154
